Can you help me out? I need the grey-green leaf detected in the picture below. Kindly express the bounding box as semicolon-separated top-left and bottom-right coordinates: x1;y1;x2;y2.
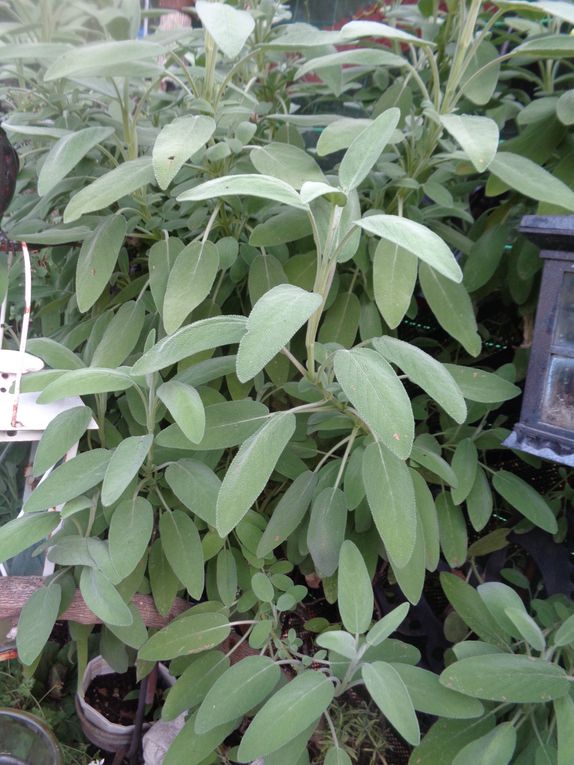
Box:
237;671;335;761
32;406;92;477
338;540;373;634
391;663;484;719
339;108;400;192
362;661;420;745
357;215;462;283
0;513;60;563
16;584;62;665
153;116;215;189
158;381;205;444
237;285;321;382
216;412;296;537
195;656;281;733
163;241;220;334
101;435;153;507
177;175;305;209
334;348;413;459
257;471;317;558
25;450;110;513
160;510;204;600
109;497;154;580
76;215;127;312
440;115;499;172
489;152;574;211
38;126;115;196
250;143;325;189
307;488;348;578
493;470;557;533
373;239;417;329
139;611;231;661
79;568;133;627
195;0;255;58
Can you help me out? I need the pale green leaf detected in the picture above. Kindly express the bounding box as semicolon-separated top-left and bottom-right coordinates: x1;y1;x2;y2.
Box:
554;613;574;647
80;567;133;627
16;584;61;665
237;285;321;382
307;488;347;577
38;126;115;196
196;0;255;58
339;109;400;192
366;603;410;647
296;49;405;80
101;435;153;507
505;607;545;651
335;348;413;459
443;364;521;403
554;694;574;765
436;492;468;568
195;656;280;733
160;510;204;599
257;471;317;557
153;116;215;189
440;654;568;702
440;572;509;649
453;723;516;765
373;239;417;329
493;470;557;533
139;611;231;661
177;175;306;209
375;336;467;424
0;513;60;564
489;152;574;211
316;631;358;660
75;215;127;312
440;115;499;172
362;662;420;745
64;158;156;223
419;264;481;356
237;671;335;761
44;40;163;80
37;368;134;403
165;713;236;765
338;540;373;634
33;406;92;477
358;215;462;283
163;241;220;334
162;651;229;721
391;663;484;719
250;143;325;189
216;412;296;536
158;381;205;444
24;450;110;512
109;497;154;580
317;118;373;157
362;441;416;567
451;439;478;505
90;301;146;368
325;747;352;765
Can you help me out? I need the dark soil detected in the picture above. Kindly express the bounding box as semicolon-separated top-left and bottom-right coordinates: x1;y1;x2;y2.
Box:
85;668;141;726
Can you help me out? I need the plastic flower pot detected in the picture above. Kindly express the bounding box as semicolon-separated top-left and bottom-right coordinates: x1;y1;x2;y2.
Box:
0;708;63;765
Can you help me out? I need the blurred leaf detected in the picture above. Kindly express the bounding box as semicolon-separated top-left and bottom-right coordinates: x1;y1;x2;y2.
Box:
196;0;255;58
16;584;61;665
160;510;204;599
338;540;373;633
153;116;215;189
339;108;400;192
80;568;133;627
139;611;230;661
109;497;154;580
493;471;557;533
33;406;92;477
362;661;420;745
163;241;220;334
75;215;127;312
25;450;110;512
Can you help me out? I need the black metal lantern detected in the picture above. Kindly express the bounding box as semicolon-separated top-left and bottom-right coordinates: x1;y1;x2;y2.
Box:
504;215;574;467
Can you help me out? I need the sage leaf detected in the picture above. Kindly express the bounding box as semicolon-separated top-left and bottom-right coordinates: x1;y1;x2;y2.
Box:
366;603;410;647
452;723;516;765
237;285;321;382
25;449;110;512
391;664;484;719
153;115;215;189
80;568;133;627
158;381;205;444
216;412;296;537
334;348;413;459
162;651;229;721
440;115;499;172
195;0;255;59
45;40;162;81
37;368;134;403
237;671;335;761
362;661;420;745
160;510;204;599
109;497;154;580
440;654;569;703
32;405;92;476
451;439;478;505
362;442;416;567
0;512;60;563
195;656;281;733
373;239;417;329
493;470;557;533
38;126;114;196
75;215;127;312
338;540;373;634
489;152;574;211
358;215;462;283
339;108;400;192
165;713;237;765
139;611;231;661
444;365;521;403
554;695;574;765
257;471;317;558
101;435;153;507
163;241;220;334
16;584;62;665
307;487;347;577
90;300;146;368
177;174;306;209
250;143;325;189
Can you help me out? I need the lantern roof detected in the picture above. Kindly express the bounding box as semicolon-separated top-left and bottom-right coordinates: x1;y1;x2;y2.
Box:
520;215;574;251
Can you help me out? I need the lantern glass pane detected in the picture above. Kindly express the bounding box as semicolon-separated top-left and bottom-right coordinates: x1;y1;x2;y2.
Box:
540;356;574;430
554;272;574;347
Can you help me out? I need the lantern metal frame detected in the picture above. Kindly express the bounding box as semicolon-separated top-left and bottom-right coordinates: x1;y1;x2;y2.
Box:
504;215;574;467
0;241;96;577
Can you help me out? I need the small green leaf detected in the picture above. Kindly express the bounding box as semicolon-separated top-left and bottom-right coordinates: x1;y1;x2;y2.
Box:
64;158;156;223
177;175;305;209
44;40;162;80
257;471;317;558
409;718;495;765
237;671;335;761
316;631;357;660
153;115;215;189
505;607;545;652
366;603;410;647
33;406;92;477
307;488;347;578
195;0;255;58
133;316;247;375
149;540;180;618
158;381;205;444
358;215;462;283
139;611;230;661
25;450;110;513
554;613;574;647
440;115;499;172
338;540;373;634
493;470;557;533
444;365;521;403
466;467;493;532
109;497;154;580
372;239;417;329
375;336;467;424
419;264;481;356
451;439;478;505
436;492;468;568
163;241;220;334
195;656;281;733
38;126;115;196
362;662;420;745
251;573;274;603
75;215;127;312
362;442;416;567
160;510;204;600
0;513;60;564
216;549;237;607
440;654;568;703
101;435;153;507
339;108;400;192
216;412;295;537
237;285;321;382
80;568;133;627
16;584;62;665
441;573;509;649
165;713;237;765
335;349;413;459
